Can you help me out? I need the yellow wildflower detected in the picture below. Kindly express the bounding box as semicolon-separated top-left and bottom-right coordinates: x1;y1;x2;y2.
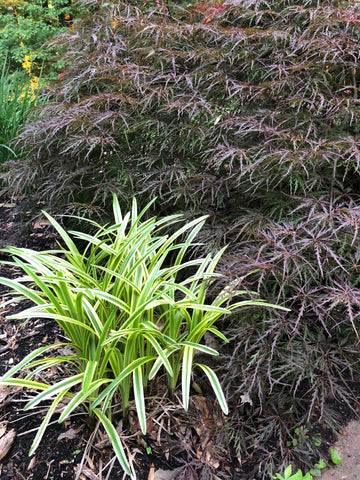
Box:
22;54;36;76
30;76;39;92
22;55;32;75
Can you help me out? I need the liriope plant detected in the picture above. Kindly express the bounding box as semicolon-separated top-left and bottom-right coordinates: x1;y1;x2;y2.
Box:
0;195;287;476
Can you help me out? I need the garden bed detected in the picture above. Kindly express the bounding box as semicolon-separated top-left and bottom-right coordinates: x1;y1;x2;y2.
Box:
0;200;359;480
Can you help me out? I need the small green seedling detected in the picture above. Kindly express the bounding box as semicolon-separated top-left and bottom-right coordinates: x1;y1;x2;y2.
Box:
287;427;322;450
330;448;342;465
270;459;327;480
270;465;313;480
309;459;327;477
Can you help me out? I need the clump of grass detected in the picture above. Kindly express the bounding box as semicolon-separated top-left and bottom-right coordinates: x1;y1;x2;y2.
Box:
0;195;285;476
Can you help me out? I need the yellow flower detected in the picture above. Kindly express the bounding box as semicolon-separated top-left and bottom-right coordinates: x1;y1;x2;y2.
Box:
22;54;36;75
30;76;39;92
22;55;32;75
19;41;24;48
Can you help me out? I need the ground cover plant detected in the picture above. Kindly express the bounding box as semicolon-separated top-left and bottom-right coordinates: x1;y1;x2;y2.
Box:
3;0;360;476
270;460;327;480
0;194;284;476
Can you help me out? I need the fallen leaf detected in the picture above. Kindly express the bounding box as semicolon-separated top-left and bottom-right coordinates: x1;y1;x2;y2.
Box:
0;423;7;437
94;438;111;449
57;428;78;441
56;345;77;356
192;395;209;417
153;467;183;480
33;219;52;229
82;454;95;471
146;418;155;436
148;463;155;480
205;450;219;468
74;466;98;480
0;429;16;461
240;391;253;406
27;456;36;470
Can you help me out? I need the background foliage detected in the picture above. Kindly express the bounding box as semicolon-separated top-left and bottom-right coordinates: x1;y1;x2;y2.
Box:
4;0;360;476
0;0;85;77
0;60;44;163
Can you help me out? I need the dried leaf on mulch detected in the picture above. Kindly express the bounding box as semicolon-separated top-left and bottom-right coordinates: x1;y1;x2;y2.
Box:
153;467;183;480
0;384;19;405
0;428;16;461
57;428;79;442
